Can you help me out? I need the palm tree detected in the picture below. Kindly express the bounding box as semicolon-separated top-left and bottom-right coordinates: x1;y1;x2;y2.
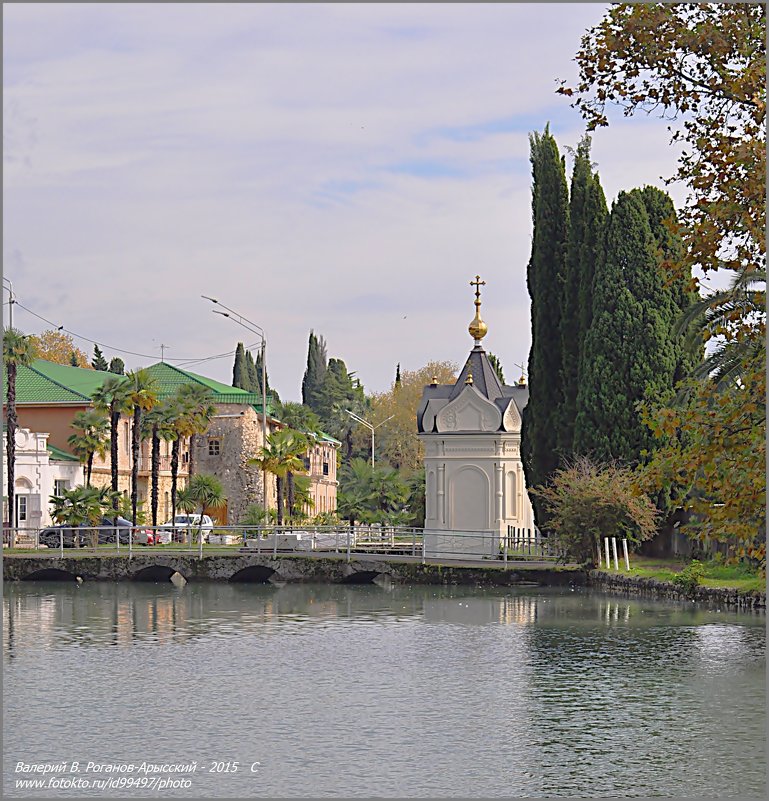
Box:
175;384;217;477
282;430;310;524
249;429;305;526
190;473;226;542
336;458;375;527
3;329;37;542
676;267;766;389
67;409;110;485
124;369;159;526
141;400;176;528
176;474;226;544
166;395;190;534
91;374;132;513
49;484;108;549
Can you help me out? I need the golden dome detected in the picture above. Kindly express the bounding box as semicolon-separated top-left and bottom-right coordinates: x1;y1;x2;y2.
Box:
468;274;488;342
468;311;488;342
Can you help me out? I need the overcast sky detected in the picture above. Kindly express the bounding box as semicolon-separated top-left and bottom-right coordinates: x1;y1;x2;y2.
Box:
4;3;688;400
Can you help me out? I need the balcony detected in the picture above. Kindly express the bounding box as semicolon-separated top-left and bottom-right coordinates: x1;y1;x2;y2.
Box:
137;455;173;472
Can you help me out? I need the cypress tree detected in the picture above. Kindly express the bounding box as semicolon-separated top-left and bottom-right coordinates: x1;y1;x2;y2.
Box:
487;353;505;384
395;363;402;388
633;186;701;384
521;126;569;523
574;191;676;463
69;351;79;367
244;349;259;392
108;357;125;375
232;342;247;389
301;331;328;413
92;344;108;371
558;136;608;456
255;349;271;397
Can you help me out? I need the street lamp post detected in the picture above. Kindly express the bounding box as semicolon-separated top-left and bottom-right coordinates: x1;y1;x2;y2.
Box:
345;411;394;470
202;296;269;520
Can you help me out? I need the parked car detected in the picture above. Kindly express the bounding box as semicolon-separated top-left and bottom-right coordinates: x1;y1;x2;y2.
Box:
132;528;172;546
158;514;214;542
38;517;133;548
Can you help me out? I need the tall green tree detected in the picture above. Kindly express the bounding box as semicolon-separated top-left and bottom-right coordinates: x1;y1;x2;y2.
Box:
558;135;608;455
574;191;676;463
521;126;570;523
91;375;132;507
92;345;108;371
301;331;328;412
245;349;259;393
487;353;505;385
108;357;125;375
3;329;38;536
633;185;701;385
69;351;79;367
175;383;217;477
141;401;176;528
67;409;109;486
125;369;159;525
232;342;247;389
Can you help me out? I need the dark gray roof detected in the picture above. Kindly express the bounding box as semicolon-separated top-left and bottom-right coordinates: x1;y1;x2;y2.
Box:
416;345;529;433
450;346;504;402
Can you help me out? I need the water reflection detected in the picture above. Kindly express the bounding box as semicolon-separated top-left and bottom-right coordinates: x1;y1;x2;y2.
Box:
3;582;765;798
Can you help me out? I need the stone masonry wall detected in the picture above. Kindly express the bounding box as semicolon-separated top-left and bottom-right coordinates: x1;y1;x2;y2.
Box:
194;405;276;524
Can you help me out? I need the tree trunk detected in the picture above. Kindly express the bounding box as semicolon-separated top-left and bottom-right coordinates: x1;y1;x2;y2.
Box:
86;453;93;486
287;472;295;523
131;406;141;525
276;476;284;526
151;426;160;528
6;363;17;546
110;405;120;521
170;438;179;531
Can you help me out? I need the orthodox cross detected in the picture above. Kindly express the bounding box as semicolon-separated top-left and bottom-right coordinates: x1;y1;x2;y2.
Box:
470;275;486;301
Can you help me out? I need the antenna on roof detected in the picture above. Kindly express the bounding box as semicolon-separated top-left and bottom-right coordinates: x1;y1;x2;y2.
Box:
159;344;171;362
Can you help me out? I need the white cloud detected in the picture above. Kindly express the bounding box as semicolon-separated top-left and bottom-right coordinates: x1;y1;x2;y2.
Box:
4;3;696;399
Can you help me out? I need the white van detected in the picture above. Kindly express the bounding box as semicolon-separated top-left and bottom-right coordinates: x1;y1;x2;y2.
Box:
158;514;214;542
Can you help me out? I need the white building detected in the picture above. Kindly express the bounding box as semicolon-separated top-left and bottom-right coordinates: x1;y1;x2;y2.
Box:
417;276;535;559
2;427;84;531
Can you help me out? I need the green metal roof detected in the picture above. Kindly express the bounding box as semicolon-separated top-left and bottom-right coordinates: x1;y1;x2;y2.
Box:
47;444;80;462
2;362;96;405
144;362;272;409
2;359;274;412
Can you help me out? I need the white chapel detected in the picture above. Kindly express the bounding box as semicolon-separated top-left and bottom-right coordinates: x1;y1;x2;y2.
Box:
416;276;535;558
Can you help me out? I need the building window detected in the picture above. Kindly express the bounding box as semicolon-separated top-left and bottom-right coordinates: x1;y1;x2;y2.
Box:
322;461;329;476
302;456;310;471
53;479;69;497
16;495;28;525
208;439;221;456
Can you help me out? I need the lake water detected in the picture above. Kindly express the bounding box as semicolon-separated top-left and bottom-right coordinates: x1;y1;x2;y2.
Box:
3;581;765;798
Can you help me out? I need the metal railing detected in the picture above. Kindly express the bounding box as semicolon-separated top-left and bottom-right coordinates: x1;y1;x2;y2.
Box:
3;524;562;565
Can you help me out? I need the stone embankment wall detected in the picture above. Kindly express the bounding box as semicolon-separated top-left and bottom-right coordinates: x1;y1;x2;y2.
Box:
589;570;766;610
3;553;585;586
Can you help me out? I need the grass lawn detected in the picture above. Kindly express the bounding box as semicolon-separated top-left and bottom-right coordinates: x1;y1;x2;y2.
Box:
611;555;765;593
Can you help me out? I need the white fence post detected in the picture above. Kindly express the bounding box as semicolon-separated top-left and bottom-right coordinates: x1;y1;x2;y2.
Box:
604;537;610;571
611;537;619;570
622;538;630;571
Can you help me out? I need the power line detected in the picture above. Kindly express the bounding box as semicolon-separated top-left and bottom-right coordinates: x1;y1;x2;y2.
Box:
14;299;257;365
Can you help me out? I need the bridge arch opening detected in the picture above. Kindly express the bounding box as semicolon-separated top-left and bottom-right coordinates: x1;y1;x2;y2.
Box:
339;570;381;585
230;566;276;584
22;568;80;582
132;566;186;583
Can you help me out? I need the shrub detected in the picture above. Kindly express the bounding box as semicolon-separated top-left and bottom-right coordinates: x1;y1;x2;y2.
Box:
532;456;660;566
672;560;706;597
